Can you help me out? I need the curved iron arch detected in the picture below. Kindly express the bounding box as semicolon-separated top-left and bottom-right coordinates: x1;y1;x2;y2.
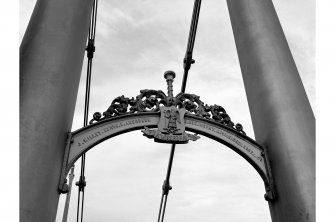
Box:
59;111;275;201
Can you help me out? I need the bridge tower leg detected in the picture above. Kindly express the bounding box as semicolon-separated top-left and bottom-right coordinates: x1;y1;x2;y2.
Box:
20;0;93;221
226;1;315;221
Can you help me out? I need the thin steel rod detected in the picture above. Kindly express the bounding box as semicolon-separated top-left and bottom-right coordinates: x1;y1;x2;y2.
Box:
83;60;92;127
157;193;165;222
157;144;175;222
76;1;98;222
92;0;99;40
181;0;202;94
157;0;202;221
180;69;189;94
186;0;202;53
165;144;176;182
160;194;169;222
76;188;81;222
80;189;85;222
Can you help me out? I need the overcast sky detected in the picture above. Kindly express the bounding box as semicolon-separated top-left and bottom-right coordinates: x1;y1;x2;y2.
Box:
20;0;315;221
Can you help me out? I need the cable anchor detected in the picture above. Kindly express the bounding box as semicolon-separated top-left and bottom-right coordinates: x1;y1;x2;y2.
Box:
75;176;86;192
86;39;95;59
183;52;195;71
162;180;172;195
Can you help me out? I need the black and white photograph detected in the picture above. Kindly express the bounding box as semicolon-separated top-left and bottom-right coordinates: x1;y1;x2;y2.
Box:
1;0;332;221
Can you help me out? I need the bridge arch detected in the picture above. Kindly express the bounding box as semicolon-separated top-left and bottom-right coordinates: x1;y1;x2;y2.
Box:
59;111;275;200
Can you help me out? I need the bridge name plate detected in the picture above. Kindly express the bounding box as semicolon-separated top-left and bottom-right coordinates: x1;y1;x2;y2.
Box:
68;115;159;166
185;118;265;174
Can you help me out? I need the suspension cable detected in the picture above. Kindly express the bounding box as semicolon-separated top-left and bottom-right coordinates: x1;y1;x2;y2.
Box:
74;1;99;222
181;0;202;93
157;1;202;221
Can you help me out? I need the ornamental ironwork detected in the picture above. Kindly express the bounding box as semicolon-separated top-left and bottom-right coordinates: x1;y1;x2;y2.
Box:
89;71;246;136
59;71;276;200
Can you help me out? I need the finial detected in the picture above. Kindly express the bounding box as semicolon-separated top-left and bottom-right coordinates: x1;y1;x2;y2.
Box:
164;70;176;98
164;70;176;80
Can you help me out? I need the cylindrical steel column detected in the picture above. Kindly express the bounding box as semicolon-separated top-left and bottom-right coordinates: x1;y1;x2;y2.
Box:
20;0;93;221
226;0;315;221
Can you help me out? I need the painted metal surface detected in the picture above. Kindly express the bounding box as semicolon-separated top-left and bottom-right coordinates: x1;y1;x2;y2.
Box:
59;74;275;200
20;0;94;221
227;0;315;221
59;112;274;200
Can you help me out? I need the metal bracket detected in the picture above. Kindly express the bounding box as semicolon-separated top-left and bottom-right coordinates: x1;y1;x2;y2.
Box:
262;148;276;201
58;133;73;194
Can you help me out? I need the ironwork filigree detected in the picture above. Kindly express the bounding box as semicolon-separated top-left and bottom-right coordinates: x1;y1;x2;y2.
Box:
174;93;245;134
89;90;168;124
89;72;246;135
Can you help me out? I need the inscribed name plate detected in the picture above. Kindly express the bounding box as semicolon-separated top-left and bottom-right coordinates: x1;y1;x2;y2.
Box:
69;115;159;164
185;118;265;173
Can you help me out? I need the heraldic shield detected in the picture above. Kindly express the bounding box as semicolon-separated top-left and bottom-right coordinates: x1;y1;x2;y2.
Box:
158;106;186;134
141;106;200;144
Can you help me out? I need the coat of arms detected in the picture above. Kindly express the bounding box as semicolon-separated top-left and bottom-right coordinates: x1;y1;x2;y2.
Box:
142;106;200;144
159;106;185;134
141;71;199;143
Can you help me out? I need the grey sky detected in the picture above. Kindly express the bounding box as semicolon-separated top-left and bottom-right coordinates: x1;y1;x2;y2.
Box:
20;0;315;221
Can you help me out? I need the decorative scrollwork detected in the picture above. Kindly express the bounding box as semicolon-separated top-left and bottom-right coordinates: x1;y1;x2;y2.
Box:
89;90;168;124
175;93;245;135
130;89;168;113
175;93;210;118
89;92;245;135
89;72;246;135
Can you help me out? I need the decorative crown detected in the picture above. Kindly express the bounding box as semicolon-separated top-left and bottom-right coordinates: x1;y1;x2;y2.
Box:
89;71;245;135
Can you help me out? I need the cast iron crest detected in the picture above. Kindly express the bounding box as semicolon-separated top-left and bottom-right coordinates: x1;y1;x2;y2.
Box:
141;105;200;144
